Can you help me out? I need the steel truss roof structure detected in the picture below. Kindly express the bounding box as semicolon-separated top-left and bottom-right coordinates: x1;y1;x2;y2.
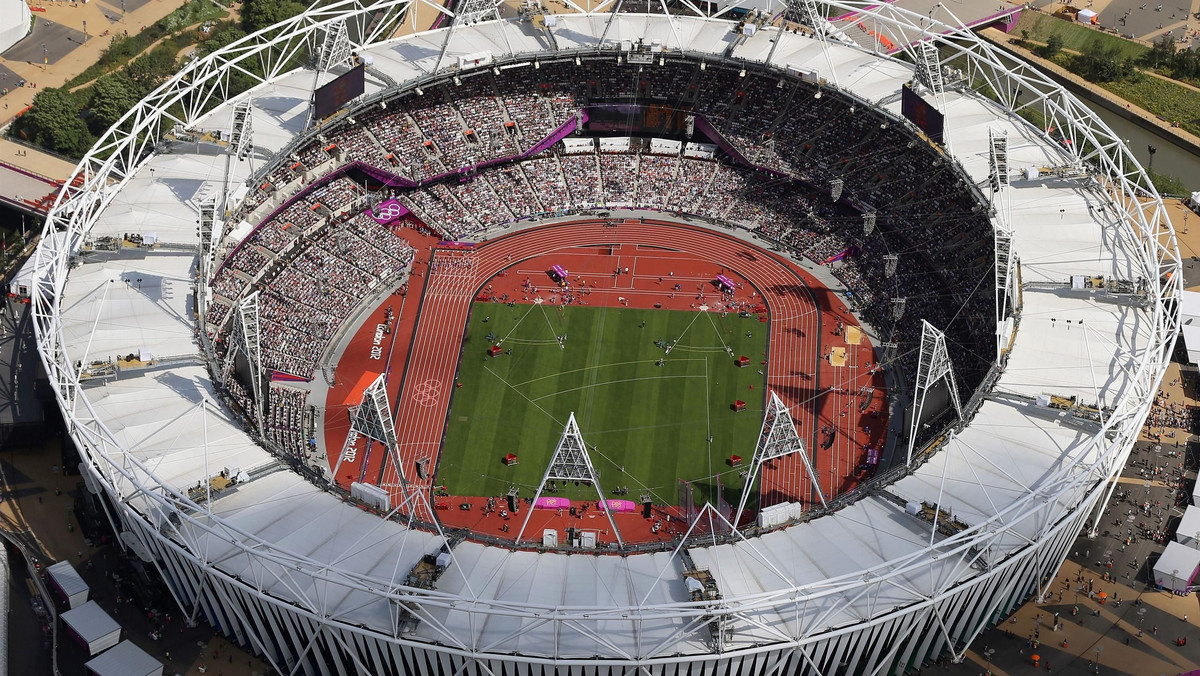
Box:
31;0;1179;673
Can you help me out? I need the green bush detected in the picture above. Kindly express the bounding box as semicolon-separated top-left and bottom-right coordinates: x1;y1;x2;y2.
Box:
1071;40;1137;82
17;88;95;158
1147;168;1188;196
241;0;306;33
1101;76;1200;137
1038;33;1064;59
63;0;227;88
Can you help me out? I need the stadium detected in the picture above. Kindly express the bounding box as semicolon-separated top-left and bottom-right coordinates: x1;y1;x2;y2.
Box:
29;0;1179;674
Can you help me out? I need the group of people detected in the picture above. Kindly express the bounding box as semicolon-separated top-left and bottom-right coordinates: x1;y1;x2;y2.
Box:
265;385;312;457
1144;388;1196;440
208;199;416;382
221;59;997;422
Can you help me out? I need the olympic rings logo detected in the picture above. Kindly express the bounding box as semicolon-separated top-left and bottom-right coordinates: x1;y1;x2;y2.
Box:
372;201;405;222
411;379;442;407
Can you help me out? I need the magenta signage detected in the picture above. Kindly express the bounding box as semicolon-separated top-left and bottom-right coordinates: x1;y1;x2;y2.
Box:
369;198;409;225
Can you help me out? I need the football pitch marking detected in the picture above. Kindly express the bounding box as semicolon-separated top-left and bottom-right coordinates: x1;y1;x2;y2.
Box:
482;364;564;427
530;374;707;402
511;358;706;388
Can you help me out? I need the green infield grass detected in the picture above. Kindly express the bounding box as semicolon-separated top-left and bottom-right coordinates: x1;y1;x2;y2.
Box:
437;303;769;506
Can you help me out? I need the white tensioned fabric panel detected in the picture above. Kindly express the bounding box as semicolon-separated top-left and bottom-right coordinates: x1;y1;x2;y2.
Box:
84;365;270;492
195;472;443;618
1000;289;1151;404
940;102;1057;182
890;404;1097;552
58;255;197;362
418;545;698;655
0;0;30;54
91;153;235;246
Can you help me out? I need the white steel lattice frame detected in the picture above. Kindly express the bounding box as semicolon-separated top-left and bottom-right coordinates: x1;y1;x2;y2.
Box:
219;291;265;436
907;320;962;466
331;373;413;505
735;390;826;522
516;412;623;546
29;0;1181;672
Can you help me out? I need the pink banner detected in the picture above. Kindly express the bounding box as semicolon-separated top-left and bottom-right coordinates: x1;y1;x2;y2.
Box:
604;500;637;513
369;198;409;225
534;497;571;510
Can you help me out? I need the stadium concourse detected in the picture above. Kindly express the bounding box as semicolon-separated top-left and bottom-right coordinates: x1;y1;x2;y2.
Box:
321;219;888;544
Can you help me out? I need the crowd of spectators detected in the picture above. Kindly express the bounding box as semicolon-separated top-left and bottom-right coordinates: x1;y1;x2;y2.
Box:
560;154;604;206
219;58;998;435
210;178;414;379
265;385;312;457
599;153;638;206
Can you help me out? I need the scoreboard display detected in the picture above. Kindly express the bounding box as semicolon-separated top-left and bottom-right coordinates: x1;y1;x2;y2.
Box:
314;65;366;120
584;104;684;134
900;83;945;145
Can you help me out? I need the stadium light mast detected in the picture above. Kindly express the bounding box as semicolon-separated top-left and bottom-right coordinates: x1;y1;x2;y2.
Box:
733;391;824;528
907;320;962;466
989;127;1017;363
330;373;412;505
515;413;623;548
434;0;506;72
765;0;842;89
222;291;266;438
304;20;354;130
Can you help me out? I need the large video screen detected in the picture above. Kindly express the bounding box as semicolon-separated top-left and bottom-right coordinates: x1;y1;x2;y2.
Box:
584;104;684;134
314;65;366;120
900;83;945;145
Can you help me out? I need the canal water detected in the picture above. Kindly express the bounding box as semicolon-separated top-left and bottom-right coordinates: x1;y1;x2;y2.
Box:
1086;103;1200;194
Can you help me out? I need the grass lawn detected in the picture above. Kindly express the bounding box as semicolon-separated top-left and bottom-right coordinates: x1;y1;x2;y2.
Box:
437;303;769;506
1013;11;1149;61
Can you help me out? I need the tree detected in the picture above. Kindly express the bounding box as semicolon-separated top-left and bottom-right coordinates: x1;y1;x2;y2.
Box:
1075;43;1133;82
202;24;248;56
126;45;179;91
1039;33;1064;59
1143;35;1175;69
21;88;94;158
88;73;143;134
241;0;305;34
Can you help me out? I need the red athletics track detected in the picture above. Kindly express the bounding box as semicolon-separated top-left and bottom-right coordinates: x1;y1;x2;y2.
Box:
327;219;887;539
323;227;441;490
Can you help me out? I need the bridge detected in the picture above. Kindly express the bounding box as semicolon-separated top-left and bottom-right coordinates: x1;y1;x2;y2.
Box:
0;138;80;217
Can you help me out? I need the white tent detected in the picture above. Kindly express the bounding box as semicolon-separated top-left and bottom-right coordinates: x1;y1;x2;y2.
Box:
1179;291;1200;365
46;561;90;609
61;601;122;656
1183;324;1200;367
1076;8;1097;23
85;640;162;676
1178;505;1200;549
0;0;31;55
1176;504;1200;547
1153;541;1200;593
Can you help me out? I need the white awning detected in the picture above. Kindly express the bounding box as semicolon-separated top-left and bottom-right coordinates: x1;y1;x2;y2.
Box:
46;561;90;609
1153;541;1200;592
1178;506;1200;549
61;601;121;655
85;640;162;676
